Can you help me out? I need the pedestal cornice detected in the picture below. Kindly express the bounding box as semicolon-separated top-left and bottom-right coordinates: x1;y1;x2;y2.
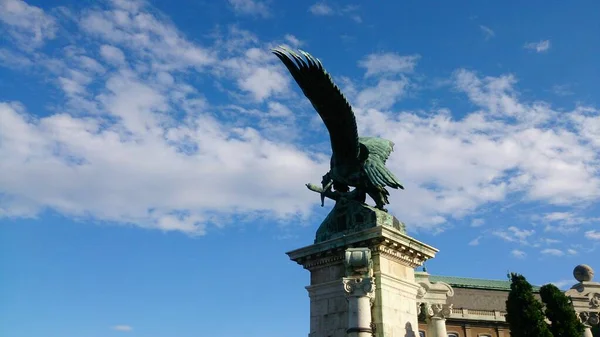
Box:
287;226;438;270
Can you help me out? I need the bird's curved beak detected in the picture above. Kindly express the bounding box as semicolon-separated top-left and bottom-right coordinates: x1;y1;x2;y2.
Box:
321;180;333;207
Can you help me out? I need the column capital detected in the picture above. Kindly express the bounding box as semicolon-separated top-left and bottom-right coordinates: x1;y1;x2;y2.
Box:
579;311;599;327
343;277;376;300
423;303;453;320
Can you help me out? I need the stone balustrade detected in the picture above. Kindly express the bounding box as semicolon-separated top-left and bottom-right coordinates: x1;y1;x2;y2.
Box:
449;308;507;322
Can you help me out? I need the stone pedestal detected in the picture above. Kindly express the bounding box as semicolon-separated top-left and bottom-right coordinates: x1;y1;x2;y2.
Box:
287;225;438;337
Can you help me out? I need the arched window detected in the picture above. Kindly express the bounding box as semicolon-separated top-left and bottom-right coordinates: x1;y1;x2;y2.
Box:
419;331;426;337
448;333;459;337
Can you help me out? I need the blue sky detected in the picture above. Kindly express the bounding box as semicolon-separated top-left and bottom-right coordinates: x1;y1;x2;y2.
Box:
1;0;599;336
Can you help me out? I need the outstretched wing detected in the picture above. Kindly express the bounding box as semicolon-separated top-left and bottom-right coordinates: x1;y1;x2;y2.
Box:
360;137;404;190
272;46;360;166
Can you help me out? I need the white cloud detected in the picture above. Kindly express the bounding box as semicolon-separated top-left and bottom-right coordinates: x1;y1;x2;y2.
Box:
219;47;291;102
112;325;133;332
493;226;534;244
567;249;577;255
309;2;333;16
480;25;495;40
551;84;573;97
228;0;270;18
585;230;600;240
359;53;420;78
0;47;33;68
331;67;600;230
355;78;409;110
341;5;362;23
471;218;485;227
80;2;215;71
524;40;551;53
0;100;324;234
0;0;57;49
511;249;526;258
469;236;482;246
541;248;564;256
100;45;126;65
543;212;574;221
0;0;599;239
0;2;325;235
284;34;303;47
551;279;574;289
537;212;600;233
308;2;361;22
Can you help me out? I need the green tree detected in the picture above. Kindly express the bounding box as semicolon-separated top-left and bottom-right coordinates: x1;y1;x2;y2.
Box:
540;283;584;337
505;273;553;337
592;325;599;337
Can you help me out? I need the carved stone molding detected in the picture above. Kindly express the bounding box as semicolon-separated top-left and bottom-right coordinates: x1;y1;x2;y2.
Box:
287;226;438;271
296;250;346;270
371;241;430;268
590;293;600;308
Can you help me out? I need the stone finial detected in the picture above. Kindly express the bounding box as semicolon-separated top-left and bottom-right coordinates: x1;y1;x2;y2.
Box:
574;264;595;282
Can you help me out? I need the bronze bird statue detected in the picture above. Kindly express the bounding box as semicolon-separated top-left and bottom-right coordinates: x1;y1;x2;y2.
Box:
272;47;404;212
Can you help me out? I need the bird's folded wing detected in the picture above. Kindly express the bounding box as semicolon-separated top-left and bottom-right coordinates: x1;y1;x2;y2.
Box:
358;137;394;163
272;46;360;165
363;157;404;189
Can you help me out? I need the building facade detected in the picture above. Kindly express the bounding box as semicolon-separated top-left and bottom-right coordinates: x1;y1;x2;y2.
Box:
417;273;520;337
415;264;599;337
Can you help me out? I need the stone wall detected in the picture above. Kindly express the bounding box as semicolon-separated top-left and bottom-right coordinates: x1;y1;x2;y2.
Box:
418;323;506;337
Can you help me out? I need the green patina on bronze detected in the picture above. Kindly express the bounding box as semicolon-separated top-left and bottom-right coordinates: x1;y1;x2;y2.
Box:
315;198;406;243
306;183;405;243
272;47;408;242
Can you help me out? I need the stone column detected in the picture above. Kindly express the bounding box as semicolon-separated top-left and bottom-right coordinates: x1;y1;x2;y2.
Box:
343;277;375;337
424;303;452;337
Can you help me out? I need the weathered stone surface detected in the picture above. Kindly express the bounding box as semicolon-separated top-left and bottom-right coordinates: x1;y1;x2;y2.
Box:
288;226;438;337
315;198;406;243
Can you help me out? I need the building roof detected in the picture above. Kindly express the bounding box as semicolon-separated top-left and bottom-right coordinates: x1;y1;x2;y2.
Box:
429;275;541;291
